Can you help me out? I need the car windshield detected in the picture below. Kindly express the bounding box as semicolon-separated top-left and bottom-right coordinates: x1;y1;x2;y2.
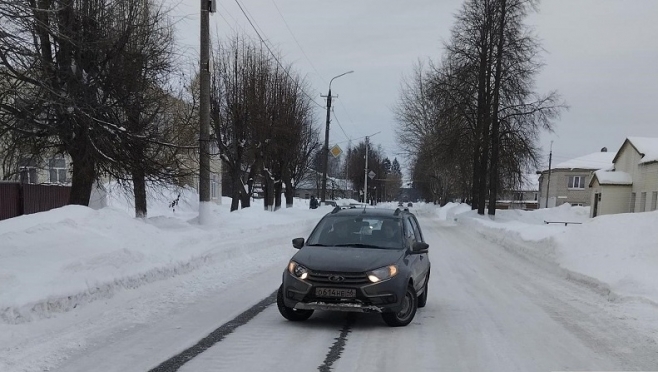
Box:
307;215;404;249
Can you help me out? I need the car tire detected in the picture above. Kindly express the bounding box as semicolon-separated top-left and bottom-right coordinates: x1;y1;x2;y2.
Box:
418;272;429;308
277;285;313;321
381;284;417;327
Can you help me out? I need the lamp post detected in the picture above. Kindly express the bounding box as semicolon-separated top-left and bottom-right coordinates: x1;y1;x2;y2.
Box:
321;70;353;203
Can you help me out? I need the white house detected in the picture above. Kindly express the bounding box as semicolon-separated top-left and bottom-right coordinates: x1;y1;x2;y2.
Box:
538;149;615;208
589;137;658;217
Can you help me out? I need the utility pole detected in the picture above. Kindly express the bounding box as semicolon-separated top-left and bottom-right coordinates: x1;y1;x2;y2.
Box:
364;136;369;204
320;90;332;203
320;71;353;203
199;0;215;223
545;141;553;208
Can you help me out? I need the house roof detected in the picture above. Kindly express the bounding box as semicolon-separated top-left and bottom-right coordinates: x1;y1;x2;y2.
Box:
590;169;633;186
550;151;615;171
612;137;658;165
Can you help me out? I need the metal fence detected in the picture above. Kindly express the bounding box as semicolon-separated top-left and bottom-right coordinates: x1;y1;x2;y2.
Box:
0;182;71;221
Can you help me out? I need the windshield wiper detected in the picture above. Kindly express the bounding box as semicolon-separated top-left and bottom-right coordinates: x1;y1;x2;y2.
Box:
306;243;330;246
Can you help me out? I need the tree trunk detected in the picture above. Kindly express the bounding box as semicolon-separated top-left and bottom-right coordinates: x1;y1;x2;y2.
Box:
230;170;241;211
488;0;507;216
472;40;489;211
132;167;147;218
240;178;251;208
68;148;95;206
284;180;294;208
262;170;272;211
274;180;282;211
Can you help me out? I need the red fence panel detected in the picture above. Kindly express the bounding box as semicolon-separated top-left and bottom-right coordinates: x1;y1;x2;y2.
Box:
0;183;22;221
21;184;71;215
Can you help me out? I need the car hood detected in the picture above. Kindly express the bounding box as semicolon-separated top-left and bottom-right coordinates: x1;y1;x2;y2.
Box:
292;246;405;272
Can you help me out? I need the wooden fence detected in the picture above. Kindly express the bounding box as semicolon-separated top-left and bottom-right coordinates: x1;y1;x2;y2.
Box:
0;183;71;221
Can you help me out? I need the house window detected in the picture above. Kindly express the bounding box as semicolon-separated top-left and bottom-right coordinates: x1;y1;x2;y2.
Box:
211;174;218;199
18;158;38;184
640;192;647;212
534;193;538;201
652;192;658;211
567;176;585;189
19;167;38;184
49;156;67;183
630;193;636;213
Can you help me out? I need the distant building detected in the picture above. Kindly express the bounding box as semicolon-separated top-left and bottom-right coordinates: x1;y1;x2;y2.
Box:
498;174;539;210
537;149;615;208
589;137;658;217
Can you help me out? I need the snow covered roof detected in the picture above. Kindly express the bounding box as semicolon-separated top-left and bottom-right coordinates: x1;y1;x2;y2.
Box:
552;151;615;171
626;137;658;164
591;170;633;186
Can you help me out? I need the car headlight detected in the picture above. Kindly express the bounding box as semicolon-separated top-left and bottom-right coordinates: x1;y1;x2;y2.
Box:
288;261;309;280
367;265;398;283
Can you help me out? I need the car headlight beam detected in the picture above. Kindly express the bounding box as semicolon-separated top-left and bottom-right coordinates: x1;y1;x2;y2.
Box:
367;265;398;283
288;261;309;280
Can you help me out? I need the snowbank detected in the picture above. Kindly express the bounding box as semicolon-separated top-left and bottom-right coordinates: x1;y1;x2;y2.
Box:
440;203;658;305
0;189;327;324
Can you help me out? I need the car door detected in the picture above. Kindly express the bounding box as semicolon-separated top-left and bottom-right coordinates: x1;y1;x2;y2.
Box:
407;215;430;292
403;217;424;293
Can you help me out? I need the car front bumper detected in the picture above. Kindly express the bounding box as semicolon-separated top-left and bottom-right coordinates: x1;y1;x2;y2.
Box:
281;270;408;314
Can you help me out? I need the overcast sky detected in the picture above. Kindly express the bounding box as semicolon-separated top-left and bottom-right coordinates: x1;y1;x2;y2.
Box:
169;0;658;174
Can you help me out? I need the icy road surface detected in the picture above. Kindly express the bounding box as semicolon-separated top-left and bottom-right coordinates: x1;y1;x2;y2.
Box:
13;217;658;372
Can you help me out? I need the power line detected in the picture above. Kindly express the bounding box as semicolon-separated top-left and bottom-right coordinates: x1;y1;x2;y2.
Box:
232;0;325;110
331;108;350;142
270;0;326;86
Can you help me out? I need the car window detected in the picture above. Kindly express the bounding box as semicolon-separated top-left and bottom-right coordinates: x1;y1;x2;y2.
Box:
403;217;417;246
408;215;423;242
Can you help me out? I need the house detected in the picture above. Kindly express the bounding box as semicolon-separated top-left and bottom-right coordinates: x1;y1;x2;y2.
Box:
294;170;356;200
1;93;222;206
589;137;658;217
498;174;539;210
0;153;71;186
537;149;615;208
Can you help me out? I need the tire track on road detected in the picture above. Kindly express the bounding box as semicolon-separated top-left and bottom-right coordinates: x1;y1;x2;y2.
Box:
148;291;277;372
317;314;355;372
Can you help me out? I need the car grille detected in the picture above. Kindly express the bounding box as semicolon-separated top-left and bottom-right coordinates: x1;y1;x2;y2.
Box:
307;271;369;285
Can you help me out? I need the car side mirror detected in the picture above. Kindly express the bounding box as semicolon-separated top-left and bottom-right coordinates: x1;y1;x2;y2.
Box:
292;238;305;249
411;241;429;254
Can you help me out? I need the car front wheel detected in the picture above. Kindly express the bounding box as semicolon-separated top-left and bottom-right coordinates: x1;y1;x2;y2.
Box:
382;284;417;327
277;285;313;321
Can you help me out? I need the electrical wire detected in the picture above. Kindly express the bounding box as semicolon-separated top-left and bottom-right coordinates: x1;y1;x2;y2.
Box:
270;0;326;86
232;0;325;110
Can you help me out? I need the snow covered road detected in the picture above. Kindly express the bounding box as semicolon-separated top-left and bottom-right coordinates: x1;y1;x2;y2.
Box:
174;218;658;372
9;215;658;372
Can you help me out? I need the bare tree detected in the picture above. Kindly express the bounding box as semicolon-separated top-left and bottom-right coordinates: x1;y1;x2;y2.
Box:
210;35;318;211
395;0;565;214
102;0;193;218
0;0;190;210
345;141;385;203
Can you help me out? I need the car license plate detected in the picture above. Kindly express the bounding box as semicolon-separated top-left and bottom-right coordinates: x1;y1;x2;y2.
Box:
316;288;356;298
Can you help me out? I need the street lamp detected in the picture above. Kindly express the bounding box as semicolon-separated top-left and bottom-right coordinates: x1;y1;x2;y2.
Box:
321;70;353;203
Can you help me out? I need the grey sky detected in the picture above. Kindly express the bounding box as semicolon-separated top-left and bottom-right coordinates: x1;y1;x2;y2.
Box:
170;0;658;174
